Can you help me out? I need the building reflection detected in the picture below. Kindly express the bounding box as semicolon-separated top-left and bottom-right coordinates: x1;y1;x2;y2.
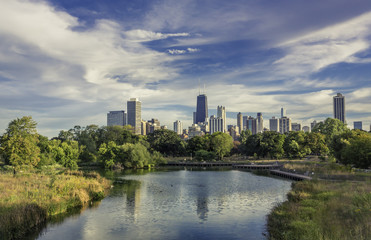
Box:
122;179;142;222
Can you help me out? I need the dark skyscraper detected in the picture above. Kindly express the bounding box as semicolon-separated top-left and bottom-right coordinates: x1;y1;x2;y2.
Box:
195;94;208;124
333;93;345;124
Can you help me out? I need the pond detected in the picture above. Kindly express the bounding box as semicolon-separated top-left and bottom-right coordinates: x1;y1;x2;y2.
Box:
36;169;292;240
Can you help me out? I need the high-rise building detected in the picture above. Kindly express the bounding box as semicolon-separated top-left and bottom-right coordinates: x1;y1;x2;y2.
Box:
243;116;248;130
269;116;279;132
279;117;292;134
107;111;126;126
333;93;345;124
147;118;160;134
302;126;310;132
195;94;208;124
237;112;243;134
209;115;224;134
173;120;183;135
354;121;362;130
127;98;141;135
247;116;257;135
141;120;147;135
281;107;286;118
291;123;302;131
257;112;263;133
217;106;226;132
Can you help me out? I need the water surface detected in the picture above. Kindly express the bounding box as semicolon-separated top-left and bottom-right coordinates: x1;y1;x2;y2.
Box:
36;169;292;240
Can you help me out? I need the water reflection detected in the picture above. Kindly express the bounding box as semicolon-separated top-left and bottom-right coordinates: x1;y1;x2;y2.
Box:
37;169;292;240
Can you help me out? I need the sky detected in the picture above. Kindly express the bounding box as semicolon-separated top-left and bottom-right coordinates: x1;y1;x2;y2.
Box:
1;0;371;137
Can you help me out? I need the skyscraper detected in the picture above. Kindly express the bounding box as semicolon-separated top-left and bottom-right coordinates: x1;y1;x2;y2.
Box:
237;112;243;134
281;107;286;118
269;116;279;132
291;123;302;131
279;116;291;134
217;106;226;132
127;98;141;135
247;116;257;135
195;94;208;124
257;112;263;133
107;111;126;126
354;121;362;130
333;93;345;124
209;115;224;134
173;120;183;135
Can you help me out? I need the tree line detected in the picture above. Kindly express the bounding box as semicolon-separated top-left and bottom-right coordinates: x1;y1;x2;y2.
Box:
0;116;370;169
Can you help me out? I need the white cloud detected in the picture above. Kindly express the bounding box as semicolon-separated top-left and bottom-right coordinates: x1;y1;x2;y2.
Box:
124;29;189;42
167;49;187;55
274;11;371;77
187;48;200;53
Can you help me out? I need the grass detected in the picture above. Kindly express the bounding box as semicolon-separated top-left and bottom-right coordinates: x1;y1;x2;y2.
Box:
267;180;371;240
0;165;111;239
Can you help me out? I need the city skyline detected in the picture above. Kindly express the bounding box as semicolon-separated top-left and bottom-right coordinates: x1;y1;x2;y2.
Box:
1;0;371;137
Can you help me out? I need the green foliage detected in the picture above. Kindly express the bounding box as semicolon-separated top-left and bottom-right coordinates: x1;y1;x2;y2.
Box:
341;132;371;169
194;150;217;161
284;131;310;159
210;132;233;160
98;141;151;169
147;129;184;156
187;135;210;154
0;116;40;167
312;118;348;145
260;131;286;159
305;132;329;156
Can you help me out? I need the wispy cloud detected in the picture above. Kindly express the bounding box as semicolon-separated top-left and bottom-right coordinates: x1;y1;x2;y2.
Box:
274;11;371;77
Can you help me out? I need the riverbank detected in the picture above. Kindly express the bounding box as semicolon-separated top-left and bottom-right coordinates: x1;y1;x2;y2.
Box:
267;179;371;240
0;166;111;239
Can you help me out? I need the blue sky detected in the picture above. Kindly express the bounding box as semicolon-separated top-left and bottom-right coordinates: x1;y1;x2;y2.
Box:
1;0;371;137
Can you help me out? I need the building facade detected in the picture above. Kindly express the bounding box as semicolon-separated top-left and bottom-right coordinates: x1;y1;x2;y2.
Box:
217;106;226;132
257;112;263;133
127;98;142;135
247;116;257;135
269;116;279;132
107;111;126;126
173;120;183;135
333;93;345;124
281;107;286;118
209;115;224;134
291;123;302;131
195;94;208;124
354;121;362;130
279;116;292;134
237;112;243;134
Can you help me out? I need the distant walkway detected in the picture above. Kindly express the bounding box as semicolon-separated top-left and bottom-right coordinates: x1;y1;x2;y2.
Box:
165;162;311;181
270;170;312;181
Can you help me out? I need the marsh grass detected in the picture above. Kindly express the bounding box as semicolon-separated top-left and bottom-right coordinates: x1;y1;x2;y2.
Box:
267;180;371;240
0;167;110;239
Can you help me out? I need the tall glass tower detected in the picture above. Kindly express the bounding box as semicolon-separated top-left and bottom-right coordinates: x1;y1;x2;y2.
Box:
127;98;142;134
195;94;208;124
333;93;345;124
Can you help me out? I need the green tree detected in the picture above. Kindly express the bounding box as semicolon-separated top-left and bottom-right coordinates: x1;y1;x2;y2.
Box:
312;118;348;146
147;129;183;156
283;131;310;159
341;133;371;168
187;135;210;154
306;132;329;157
210;132;233;160
0;116;40;167
238;129;252;154
244;133;263;157
195;150;216;161
47;139;79;170
260;131;286;159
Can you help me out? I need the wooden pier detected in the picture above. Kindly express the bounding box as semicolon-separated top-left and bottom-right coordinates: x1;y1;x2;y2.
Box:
166;162;311;181
166;162;233;167
233;164;281;170
270;170;312;181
